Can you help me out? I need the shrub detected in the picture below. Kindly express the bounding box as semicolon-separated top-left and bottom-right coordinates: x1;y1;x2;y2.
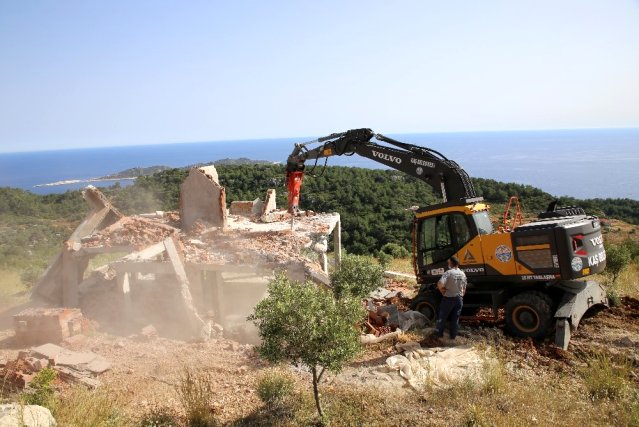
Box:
376;251;392;268
257;369;295;407
21;367;56;407
380;243;410;259
607;288;621;307
605;243;632;283
582;353;631;400
176;368;217;426
330;254;384;300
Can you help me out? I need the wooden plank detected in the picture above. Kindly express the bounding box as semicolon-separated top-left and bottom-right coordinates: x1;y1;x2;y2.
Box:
334;219;342;270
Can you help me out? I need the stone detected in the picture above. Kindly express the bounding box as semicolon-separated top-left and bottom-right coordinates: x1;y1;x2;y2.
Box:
0;404;56;427
179;166;227;230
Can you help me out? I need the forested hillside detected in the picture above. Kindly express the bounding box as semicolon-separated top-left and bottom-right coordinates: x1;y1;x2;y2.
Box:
2;164;638;260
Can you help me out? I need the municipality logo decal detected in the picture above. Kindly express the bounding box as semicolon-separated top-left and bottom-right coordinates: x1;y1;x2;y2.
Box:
495;245;513;263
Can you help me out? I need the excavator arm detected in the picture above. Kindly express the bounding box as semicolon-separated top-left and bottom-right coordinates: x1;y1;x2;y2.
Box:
286;128;479;213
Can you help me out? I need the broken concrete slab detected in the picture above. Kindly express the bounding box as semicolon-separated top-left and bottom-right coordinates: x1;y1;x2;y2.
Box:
31;343;111;374
179;166;227;230
260;189;277;222
32;186;123;306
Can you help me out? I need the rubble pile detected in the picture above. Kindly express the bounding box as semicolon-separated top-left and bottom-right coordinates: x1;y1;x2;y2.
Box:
31;164;342;341
0;343;111;390
363;287;426;337
82;217;178;250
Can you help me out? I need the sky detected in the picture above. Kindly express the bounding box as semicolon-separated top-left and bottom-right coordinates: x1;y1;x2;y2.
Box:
1;1;638;152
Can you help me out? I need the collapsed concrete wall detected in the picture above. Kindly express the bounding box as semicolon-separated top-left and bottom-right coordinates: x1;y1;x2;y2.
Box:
29;170;342;342
179;166;227;230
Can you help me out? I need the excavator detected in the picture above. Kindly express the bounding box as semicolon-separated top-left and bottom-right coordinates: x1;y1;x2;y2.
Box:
285;128;608;349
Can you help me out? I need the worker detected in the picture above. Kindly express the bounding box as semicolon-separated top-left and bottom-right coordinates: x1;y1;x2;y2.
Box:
434;256;467;340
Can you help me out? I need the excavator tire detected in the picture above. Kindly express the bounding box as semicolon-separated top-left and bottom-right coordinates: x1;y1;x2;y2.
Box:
411;290;441;323
505;291;554;339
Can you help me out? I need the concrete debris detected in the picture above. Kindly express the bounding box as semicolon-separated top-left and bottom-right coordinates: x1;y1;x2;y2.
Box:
360;329;403;344
140;324;159;340
0;403;56;427
260;189;278;222
398;311;428;331
180;166;227;230
1;344;110;391
13;308;85;346
28;170;342;342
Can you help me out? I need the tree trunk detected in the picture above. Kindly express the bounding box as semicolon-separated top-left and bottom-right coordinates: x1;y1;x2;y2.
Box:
312;365;324;420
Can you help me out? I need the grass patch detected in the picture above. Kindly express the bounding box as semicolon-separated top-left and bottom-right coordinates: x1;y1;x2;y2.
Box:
256;368;295;407
581;352;633;400
52;385;129;427
176;367;218;426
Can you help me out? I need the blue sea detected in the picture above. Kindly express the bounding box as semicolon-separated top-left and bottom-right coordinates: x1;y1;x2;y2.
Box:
0;128;637;200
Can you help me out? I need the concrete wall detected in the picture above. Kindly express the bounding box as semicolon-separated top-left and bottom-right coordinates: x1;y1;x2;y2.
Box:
179;166;227;229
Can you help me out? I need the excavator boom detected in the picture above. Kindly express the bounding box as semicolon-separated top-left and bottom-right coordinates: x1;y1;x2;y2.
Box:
286;128;478;213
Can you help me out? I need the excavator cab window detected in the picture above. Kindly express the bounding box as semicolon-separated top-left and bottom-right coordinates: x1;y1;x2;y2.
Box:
419;213;472;267
473;211;494;235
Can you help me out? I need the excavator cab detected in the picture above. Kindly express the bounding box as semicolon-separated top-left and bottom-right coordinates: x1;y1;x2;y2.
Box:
413;200;492;281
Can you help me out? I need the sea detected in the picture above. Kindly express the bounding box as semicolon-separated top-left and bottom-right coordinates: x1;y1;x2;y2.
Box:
0;128;637;200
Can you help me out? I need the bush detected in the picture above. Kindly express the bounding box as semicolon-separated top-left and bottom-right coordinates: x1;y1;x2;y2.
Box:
330;254;384;300
176;368;217;426
376;251;392;268
380;243;410;259
21;367;56;407
582;353;631;400
607;288;621;307
605;243;632;283
257;369;295;407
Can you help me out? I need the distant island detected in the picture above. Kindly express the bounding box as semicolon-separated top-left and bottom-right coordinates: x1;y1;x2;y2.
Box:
34;158;279;187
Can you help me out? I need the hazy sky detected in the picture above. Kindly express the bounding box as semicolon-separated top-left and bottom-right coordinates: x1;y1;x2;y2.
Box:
1;1;638;152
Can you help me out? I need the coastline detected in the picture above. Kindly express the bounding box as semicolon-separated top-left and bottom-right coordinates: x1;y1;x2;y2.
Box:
34;177;137;188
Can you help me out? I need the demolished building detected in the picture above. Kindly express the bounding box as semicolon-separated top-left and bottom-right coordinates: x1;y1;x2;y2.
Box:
31;165;341;342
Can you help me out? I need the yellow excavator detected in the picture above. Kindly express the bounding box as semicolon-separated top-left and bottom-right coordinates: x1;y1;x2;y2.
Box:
285;128;608;349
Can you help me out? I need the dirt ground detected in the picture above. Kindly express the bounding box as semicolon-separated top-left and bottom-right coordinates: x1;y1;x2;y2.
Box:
1;279;638;426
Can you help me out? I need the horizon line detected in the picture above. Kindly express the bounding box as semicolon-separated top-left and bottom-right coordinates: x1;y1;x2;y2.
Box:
1;125;638;155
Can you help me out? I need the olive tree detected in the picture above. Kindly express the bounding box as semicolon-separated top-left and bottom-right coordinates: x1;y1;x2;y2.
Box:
249;273;363;420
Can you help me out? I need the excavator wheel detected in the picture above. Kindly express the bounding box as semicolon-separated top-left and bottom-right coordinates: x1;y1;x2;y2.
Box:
411;290;441;323
505;291;554;339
